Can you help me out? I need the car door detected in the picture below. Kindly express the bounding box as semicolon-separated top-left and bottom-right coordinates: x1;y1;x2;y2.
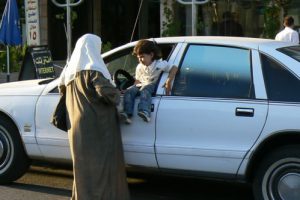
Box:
35;79;71;161
104;47;158;167
155;44;268;176
104;43;176;167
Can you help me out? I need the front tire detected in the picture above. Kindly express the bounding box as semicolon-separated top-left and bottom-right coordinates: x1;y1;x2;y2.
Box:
253;145;300;200
0;117;30;184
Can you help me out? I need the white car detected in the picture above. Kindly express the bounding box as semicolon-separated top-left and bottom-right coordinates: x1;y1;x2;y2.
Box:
0;37;300;200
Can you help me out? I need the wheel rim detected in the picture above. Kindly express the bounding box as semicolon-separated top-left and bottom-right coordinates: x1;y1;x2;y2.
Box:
263;158;300;200
0;140;3;159
0;125;13;173
278;173;300;200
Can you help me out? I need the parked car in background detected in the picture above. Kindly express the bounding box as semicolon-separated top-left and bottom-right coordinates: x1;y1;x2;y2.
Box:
0;36;300;200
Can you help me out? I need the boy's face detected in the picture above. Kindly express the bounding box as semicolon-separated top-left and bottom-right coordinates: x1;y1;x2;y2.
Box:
137;53;154;66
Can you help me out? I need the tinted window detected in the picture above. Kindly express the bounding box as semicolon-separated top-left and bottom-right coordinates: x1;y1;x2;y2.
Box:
172;45;254;99
260;54;300;102
277;46;300;62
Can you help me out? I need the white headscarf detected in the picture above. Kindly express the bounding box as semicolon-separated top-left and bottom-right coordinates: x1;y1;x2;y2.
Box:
59;34;114;86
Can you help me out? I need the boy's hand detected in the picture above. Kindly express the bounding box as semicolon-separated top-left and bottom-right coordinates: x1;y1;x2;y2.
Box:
134;80;141;85
164;79;172;95
164;66;178;95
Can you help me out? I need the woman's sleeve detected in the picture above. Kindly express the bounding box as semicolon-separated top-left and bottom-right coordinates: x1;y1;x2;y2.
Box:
91;71;120;105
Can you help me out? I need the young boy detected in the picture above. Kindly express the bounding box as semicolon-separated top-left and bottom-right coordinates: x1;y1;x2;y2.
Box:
120;39;177;124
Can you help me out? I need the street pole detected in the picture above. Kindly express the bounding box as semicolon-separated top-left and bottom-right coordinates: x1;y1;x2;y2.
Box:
176;0;210;36
192;0;197;36
66;0;71;61
51;0;84;61
6;46;9;82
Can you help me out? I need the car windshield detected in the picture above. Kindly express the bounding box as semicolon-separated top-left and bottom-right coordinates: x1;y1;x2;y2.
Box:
277;46;300;62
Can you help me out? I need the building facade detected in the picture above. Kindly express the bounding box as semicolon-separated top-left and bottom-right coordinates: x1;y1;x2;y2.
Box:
16;0;300;60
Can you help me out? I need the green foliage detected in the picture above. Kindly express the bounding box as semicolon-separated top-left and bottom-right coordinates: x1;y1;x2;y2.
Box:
102;42;112;53
274;0;292;7
161;1;180;37
55;0;78;29
0;45;26;72
262;0;281;39
55;10;78;23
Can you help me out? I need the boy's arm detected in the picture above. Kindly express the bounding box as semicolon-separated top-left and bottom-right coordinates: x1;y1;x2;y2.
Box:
164;66;178;95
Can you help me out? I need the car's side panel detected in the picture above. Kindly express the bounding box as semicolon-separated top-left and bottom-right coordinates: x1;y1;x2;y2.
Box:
35;93;71;161
238;103;300;177
155;97;268;174
36;80;159;166
254;102;300;142
0;95;43;158
120;97;160;168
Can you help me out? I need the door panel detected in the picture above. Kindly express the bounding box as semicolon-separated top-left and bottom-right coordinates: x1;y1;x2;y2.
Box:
155;44;268;174
156;97;267;173
35;92;71;161
120;97;160;167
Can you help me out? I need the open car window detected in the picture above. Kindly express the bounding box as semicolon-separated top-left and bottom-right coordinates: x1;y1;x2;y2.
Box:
105;48;137;76
104;43;177;77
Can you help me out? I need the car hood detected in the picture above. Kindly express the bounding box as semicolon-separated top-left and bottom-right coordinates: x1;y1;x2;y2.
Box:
0;79;49;96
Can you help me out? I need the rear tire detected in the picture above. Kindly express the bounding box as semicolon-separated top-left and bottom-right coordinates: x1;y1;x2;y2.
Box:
253;145;300;200
0;117;30;184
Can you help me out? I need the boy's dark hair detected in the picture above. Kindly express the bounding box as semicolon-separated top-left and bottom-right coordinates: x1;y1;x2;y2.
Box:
284;16;294;27
133;39;162;60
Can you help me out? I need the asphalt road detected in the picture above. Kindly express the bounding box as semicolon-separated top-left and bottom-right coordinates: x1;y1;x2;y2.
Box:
0;165;254;200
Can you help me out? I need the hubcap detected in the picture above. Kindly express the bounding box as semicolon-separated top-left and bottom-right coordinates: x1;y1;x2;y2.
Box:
278;173;300;200
264;159;300;200
0;127;12;171
0;140;3;159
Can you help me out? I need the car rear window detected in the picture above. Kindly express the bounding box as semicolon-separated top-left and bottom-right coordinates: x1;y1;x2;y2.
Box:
260;53;300;102
277;46;300;62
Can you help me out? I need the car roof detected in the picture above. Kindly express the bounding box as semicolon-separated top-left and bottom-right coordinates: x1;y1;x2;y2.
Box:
154;36;294;50
102;36;296;57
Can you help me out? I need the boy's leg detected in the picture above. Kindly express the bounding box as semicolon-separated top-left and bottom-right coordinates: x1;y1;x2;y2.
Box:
123;85;139;116
138;84;155;117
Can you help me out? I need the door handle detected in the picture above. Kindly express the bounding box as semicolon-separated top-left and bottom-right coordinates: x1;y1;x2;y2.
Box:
235;108;254;117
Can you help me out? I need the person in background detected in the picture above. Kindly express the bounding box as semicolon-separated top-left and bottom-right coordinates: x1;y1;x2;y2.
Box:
219;11;244;37
120;39;177;124
275;16;299;44
59;34;130;200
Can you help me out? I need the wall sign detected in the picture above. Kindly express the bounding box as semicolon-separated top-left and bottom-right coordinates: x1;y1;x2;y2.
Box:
19;46;56;80
25;0;41;46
